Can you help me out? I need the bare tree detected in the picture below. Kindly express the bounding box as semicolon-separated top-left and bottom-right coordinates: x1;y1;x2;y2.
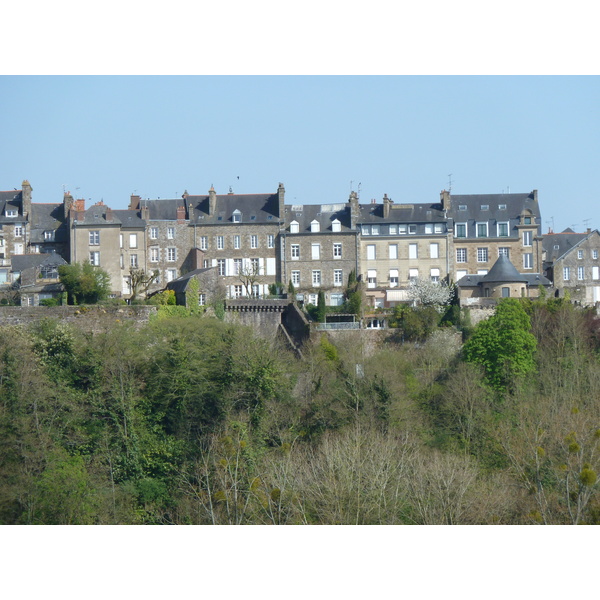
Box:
238;259;264;298
128;268;158;302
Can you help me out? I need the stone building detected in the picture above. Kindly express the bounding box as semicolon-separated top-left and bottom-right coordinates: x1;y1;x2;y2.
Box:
10;253;67;306
356;192;449;308
281;197;358;306
543;228;600;305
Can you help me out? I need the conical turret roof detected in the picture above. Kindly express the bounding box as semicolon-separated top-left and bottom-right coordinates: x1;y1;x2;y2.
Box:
480;254;528;283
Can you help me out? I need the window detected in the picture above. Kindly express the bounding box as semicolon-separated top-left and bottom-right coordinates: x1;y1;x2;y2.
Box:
456;269;467;280
430;268;440;282
167;269;177;282
13;243;23;254
334;269;343;286
290;220;299;233
593;266;600;280
455;223;467;238
333;243;342;259
150;247;159;262
234;235;240;249
497;222;509;237
150;227;158;240
5;209;17;217
389;244;398;260
332;219;341;232
199;294;206;306
291;270;300;286
312;270;321;286
89;230;100;245
89;251;100;266
367;244;376;260
502;287;510;298
458;205;467;211
130;254;138;268
167;227;175;239
44;230;54;241
361;225;370;235
408;268;419;281
578;266;585;280
371;225;379;235
477;269;488;275
233;258;242;275
563;267;570;281
578;250;584;260
330;293;344;306
425;224;433;234
456;248;467;263
120;254;124;269
311;244;320;260
232;209;241;223
308;294;318;305
14;225;23;237
524;216;532;225
399;224;407;235
389;224;397;235
434;224;444;234
409;243;418;259
217;259;226;276
250;258;260;273
200;236;208;250
389;269;399;287
251;235;258;249
408;225;416;235
498;247;510;257
267;234;275;248
476;223;488;238
119;234;123;249
291;244;300;260
523;231;532;246
430;243;439;259
217;236;224;250
523;253;533;269
481;204;489;211
167;247;176;262
129;233;137;248
367;269;377;289
477;248;488;262
310;220;320;233
594;250;599;260
499;204;507;210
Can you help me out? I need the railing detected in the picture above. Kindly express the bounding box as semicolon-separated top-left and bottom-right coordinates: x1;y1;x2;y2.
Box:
315;322;360;331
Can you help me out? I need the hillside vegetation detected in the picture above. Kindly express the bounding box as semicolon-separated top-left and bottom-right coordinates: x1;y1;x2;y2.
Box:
1;297;600;524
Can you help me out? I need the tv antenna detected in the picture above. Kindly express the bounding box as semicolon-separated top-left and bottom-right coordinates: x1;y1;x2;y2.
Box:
583;218;591;230
447;174;452;193
357;182;362;199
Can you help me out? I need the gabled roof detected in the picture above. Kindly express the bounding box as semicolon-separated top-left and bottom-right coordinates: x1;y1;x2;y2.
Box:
73;205;145;227
143;198;187;221
285;202;353;232
0;190;23;223
186;193;280;225
358;202;446;224
165;267;215;294
11;253;67;273
542;229;596;263
480;254;528;283
447;191;540;223
28;204;69;243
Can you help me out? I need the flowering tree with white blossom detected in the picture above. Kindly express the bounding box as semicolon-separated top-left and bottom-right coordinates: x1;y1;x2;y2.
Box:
408;278;454;311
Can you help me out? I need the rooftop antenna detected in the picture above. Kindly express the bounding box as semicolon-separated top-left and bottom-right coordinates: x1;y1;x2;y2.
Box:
62;184;67;194
447;174;452;194
350;180;353;193
583;218;591;230
357;182;362;199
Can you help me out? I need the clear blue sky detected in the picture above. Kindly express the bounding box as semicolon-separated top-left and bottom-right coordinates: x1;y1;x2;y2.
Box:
1;75;598;233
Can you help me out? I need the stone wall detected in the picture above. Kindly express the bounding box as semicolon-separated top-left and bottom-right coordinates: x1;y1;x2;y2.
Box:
223;299;288;338
0;305;157;332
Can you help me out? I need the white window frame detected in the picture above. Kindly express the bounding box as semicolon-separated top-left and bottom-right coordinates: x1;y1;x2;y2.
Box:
251;235;258;249
150;247;159;263
234;258;242;275
456;248;467;263
389;269;399;288
14;225;23;237
477;247;488;263
578;250;584;260
408;225;416;235
563;266;570;281
312;270;321;286
89;230;100;245
291;244;300;260
497;222;509;237
89;251;100;266
430;243;439;259
310;220;320;233
267;234;275;248
234;235;241;249
476;222;488;238
311;243;321;260
523;231;532;247
150;227;158;240
430;268;440;282
130;254;138;268
200;236;208;250
129;233;138;249
333;243;342;259
332;219;341;233
167;247;176;262
217;259;226;276
409;243;418;259
578;266;585;280
217;236;224;250
367;244;376;260
291;270;300;286
455;223;467;238
523;253;533;269
167;227;175;240
334;269;343;286
389;244;398;260
290;220;299;234
367;269;377;289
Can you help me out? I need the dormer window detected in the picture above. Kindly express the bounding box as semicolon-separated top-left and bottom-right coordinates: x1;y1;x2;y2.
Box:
232;209;242;223
290;220;299;234
331;219;341;232
481;205;489;211
44;230;54;241
310;220;320;233
458;205;467;211
5;209;17;218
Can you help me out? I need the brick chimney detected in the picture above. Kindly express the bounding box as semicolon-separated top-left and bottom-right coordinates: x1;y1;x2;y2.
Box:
209;186;217;216
129;194;141;210
105;206;113;221
349;191;360;230
140;205;150;222
22;180;32;218
176;205;186;223
278;182;285;219
440;190;451;211
383;194;391;218
73;199;85;212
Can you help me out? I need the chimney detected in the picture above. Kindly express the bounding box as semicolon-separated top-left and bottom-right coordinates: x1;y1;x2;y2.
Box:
74;199;85;212
22;180;32;218
209;186;217;216
129;194;141;210
440;190;451;212
63;191;74;220
140;205;149;222
587;228;592;235
105;206;113;221
532;189;538;203
278;182;285;219
383;193;391;218
176;205;186;223
188;202;193;220
349;191;360;230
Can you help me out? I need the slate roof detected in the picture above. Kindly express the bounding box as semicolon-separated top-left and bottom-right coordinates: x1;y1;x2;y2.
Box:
28;204;69;243
187;193;281;225
165;267;215;294
358;202;446;224
285;203;353;232
11;253;67;273
480;254;528;283
0;189;23;223
143;198;187;221
73;205;145;227
542;229;593;264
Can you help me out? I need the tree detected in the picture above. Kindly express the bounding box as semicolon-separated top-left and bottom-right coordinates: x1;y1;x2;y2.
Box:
129;268;158;303
316;291;326;323
463;299;537;392
408;277;454;310
58;262;111;304
238;260;264;298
